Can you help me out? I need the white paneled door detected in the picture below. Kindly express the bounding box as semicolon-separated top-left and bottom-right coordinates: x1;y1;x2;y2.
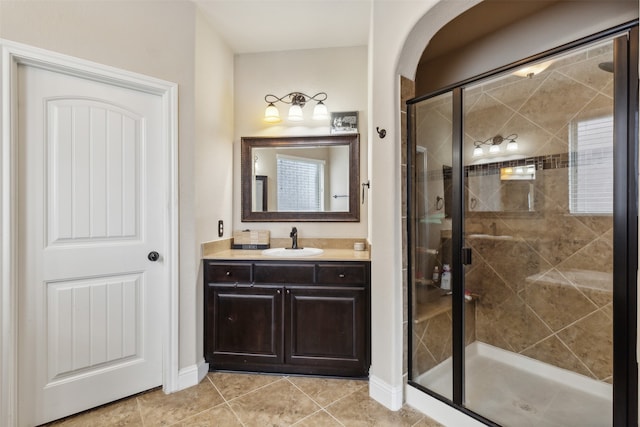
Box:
17;63;166;426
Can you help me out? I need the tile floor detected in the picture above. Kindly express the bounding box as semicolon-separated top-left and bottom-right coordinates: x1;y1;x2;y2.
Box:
44;372;443;426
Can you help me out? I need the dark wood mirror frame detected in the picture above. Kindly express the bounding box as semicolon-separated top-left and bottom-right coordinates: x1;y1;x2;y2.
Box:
241;134;360;222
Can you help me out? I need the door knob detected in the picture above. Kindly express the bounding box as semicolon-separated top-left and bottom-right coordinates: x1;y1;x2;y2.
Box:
147;251;160;262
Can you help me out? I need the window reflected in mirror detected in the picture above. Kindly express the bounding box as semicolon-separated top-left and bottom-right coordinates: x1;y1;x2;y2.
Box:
241;134;360;222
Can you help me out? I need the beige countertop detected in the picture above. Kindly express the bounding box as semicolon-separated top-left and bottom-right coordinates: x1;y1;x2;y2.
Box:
203;248;370;262
202;237;370;261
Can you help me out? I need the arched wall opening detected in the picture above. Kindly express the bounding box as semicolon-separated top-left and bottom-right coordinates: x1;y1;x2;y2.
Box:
396;1;638;425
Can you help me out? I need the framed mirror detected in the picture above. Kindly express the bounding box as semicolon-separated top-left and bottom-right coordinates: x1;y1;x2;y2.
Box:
241;134;360;222
465;161;541;217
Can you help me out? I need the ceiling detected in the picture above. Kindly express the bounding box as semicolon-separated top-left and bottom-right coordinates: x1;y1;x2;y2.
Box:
195;0;634;59
194;0;372;54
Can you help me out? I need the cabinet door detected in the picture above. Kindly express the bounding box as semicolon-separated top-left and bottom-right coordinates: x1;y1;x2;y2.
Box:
285;286;368;376
207;285;283;367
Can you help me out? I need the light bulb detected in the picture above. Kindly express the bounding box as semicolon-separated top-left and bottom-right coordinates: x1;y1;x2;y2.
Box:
288;104;303;121
264;103;281;123
312;101;328;120
489;144;500;153
473;146;483;157
506;140;518;151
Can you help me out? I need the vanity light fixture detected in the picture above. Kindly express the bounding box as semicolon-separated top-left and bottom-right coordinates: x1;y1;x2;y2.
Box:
472;133;518;157
263;92;329;123
500;164;536;180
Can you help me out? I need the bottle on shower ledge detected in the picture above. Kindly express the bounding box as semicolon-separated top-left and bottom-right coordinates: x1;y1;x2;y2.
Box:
440;264;451;291
431;265;440;284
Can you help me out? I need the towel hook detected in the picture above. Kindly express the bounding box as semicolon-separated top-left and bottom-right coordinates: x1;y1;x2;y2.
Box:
362;180;370;204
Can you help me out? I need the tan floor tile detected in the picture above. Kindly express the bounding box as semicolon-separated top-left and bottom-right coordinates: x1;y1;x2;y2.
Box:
228;378;321;427
207;371;284;401
137;379;224;426
173;403;243;426
46;397;142;427
41;373;443;427
288;376;367;408
292;409;343;426
327;387;425;427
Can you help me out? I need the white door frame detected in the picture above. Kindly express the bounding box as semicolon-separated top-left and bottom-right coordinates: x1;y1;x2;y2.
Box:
0;40;180;426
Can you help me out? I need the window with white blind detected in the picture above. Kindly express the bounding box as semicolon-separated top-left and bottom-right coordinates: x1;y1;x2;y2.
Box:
277;154;325;211
569;115;613;215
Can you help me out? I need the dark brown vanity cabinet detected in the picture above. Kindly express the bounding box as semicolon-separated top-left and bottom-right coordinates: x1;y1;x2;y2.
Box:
204;260;370;377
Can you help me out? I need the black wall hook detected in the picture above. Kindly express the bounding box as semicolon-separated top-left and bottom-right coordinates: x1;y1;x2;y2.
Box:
376;127;386;138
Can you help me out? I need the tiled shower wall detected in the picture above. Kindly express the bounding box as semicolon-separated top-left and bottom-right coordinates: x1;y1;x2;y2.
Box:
465;162;613;383
464;42;613;383
408;42;614;383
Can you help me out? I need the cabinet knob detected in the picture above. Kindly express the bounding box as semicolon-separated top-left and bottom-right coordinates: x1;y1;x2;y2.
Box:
277;289;281;294
226;271;231;276
339;273;345;278
286;289;290;294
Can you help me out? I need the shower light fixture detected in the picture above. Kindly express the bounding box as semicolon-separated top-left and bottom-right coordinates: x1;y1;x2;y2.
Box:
263;92;329;123
513;60;554;78
472;134;518;157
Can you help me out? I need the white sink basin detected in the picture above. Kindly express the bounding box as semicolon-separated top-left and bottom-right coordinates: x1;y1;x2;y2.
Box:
262;247;324;257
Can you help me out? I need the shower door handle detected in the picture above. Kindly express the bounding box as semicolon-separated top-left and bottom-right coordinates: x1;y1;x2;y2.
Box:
462;247;472;265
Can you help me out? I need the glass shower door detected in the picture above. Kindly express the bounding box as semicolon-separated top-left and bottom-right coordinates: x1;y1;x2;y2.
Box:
409;91;455;400
462;39;615;426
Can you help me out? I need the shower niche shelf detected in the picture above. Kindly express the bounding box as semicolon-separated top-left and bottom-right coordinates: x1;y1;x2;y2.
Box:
414;286;476;323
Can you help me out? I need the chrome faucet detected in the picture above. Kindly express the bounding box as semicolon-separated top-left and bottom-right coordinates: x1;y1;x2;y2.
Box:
290;227;299;249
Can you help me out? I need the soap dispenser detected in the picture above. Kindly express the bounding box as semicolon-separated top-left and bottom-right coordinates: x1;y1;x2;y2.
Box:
431;265;440;284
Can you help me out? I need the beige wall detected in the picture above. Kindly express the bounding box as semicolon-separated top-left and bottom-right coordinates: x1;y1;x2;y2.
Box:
233;46;369;240
0;0;235;372
369;0;447;404
192;9;235;370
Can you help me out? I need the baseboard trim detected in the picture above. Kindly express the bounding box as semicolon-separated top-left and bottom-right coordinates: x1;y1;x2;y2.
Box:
369;374;403;411
177;360;209;390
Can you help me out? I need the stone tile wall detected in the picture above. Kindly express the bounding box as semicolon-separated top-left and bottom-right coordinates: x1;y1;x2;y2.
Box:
465;168;613;382
463;42;614;383
409;41;614;384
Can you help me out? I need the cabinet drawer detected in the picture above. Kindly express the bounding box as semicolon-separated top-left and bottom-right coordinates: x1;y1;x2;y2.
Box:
205;262;252;283
254;264;314;284
317;263;367;285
